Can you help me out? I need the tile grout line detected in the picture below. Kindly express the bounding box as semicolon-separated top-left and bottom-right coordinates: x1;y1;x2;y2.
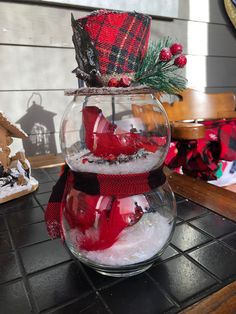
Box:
0;276;23;287
174;238;216;255
177;211;210;223
185;220;236;251
175;283;225;313
75;262;114;314
5;218;40;314
26;259;73;279
40;291;94;314
33;192;51;208
62;243;115;314
145;272;181;309
1;203;41;215
217;232;236;252
147;256;228;314
170;243;223;284
8;218;46;232
179;198;236;223
175;209;236;251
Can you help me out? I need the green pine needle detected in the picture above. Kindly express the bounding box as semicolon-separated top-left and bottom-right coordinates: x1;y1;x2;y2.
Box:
134;38;187;94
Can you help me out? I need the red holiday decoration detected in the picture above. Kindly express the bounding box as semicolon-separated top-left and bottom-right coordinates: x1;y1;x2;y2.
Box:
159;48;172;62
65;190;99;232
45;9;183;274
72;10;187;92
65;192;145;251
82;106;161;158
170;43;183;55
108;76;132;88
108;78;119;87
76;11;151;76
119;75;131;87
78;198;127;251
174;55;187;68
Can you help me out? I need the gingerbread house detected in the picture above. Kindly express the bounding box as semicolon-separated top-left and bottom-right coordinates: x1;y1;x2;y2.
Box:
0;111;38;204
0;111;28;169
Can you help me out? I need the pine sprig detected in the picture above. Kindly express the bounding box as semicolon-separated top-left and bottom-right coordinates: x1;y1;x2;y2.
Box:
134;38;187;94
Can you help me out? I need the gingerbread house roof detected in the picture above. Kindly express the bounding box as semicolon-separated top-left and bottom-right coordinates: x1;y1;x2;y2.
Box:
0;111;28;139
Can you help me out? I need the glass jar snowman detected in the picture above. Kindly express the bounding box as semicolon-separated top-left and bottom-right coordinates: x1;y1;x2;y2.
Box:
60;89;176;277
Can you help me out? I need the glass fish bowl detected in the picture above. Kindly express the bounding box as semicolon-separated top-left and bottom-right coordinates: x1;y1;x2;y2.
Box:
60;90;176;277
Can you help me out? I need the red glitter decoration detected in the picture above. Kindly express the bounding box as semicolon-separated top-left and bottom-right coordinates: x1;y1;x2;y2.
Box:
108;78;119;87
118;75;131;87
170;43;183;55
159;48;172;62
174;55;187;68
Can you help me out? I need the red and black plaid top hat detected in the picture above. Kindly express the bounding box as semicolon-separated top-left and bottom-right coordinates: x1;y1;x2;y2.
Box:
71;10;151;87
71;9;187;92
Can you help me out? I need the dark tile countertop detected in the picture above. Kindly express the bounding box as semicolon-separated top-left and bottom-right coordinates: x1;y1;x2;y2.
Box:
0;167;236;314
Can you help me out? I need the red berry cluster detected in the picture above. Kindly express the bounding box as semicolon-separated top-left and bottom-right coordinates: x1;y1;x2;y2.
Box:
159;43;187;68
108;75;131;88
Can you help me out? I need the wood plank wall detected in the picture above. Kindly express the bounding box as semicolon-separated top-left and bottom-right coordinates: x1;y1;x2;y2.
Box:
0;0;235;156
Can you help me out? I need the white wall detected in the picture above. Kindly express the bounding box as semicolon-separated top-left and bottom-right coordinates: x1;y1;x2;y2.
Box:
0;0;235;156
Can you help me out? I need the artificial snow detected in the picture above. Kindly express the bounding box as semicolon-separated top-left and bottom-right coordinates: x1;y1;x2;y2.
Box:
67;211;174;266
67;148;163;174
0;177;38;200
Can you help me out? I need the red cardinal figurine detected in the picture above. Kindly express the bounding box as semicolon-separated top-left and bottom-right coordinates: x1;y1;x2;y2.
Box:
82;106;164;158
65;190;146;251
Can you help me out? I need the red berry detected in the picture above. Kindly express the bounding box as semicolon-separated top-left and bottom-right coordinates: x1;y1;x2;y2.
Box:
108;77;119;87
174;55;187;68
170;43;183;55
118;75;131;87
159;48;172;62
